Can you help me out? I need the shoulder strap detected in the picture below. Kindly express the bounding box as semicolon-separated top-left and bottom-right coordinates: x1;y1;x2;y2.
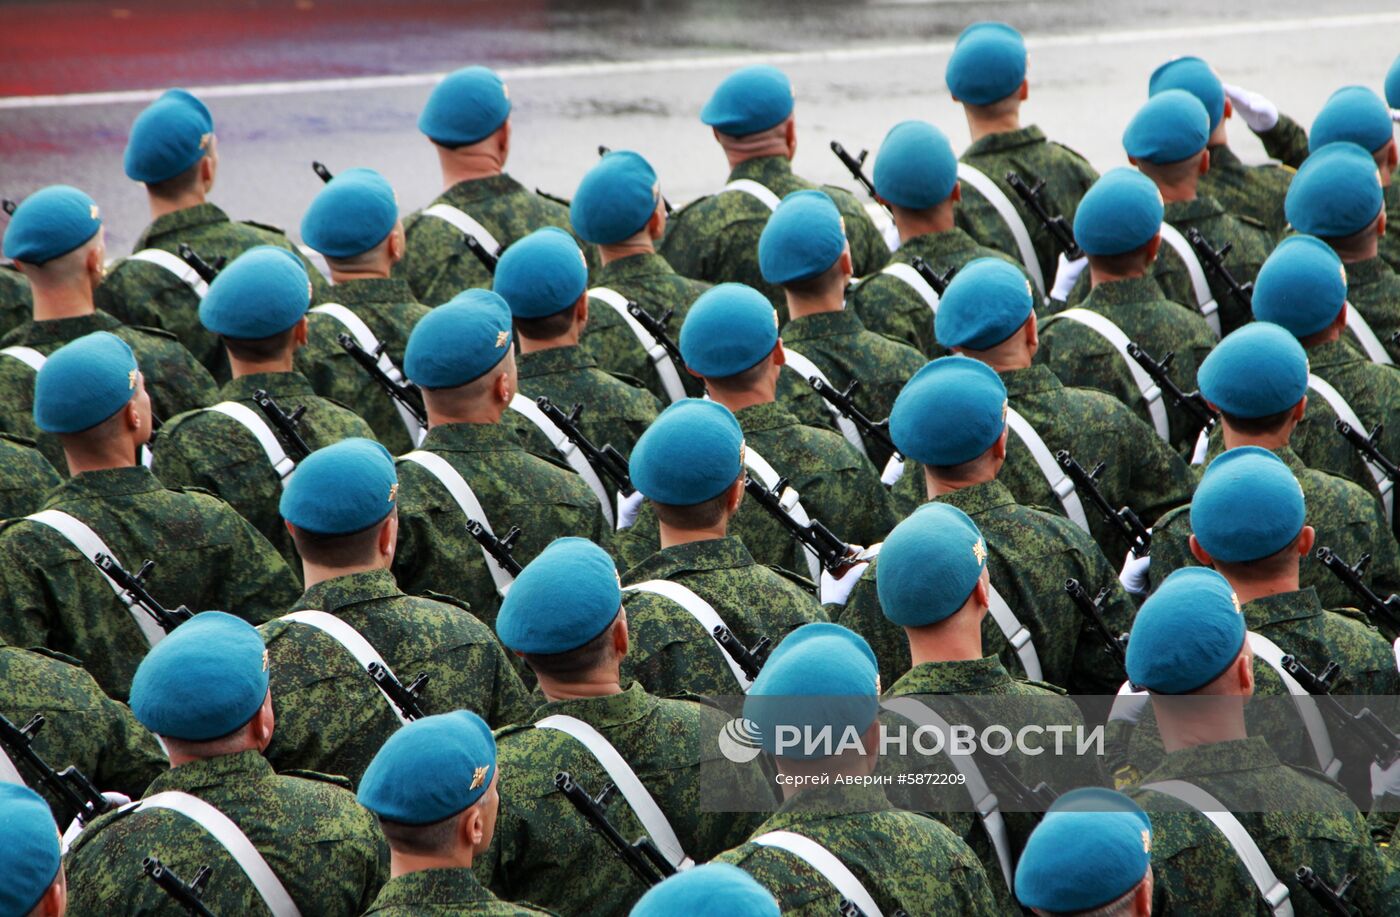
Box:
1246;632;1341;779
1049;309;1171;441
1343;303;1394;366
205;402;296;484
310;303;426;447
397;451;514;597
722;179;782;212
0;346;46;372
420;203;502;255
742;447;822;582
986;583;1043;682
781;348;868;459
1306;373;1393;523
624;579;752;690
751;829;885;917
25;510;165;648
0;745;24;786
1155;224;1222;338
1137;779;1294;916
955;163;1046;298
1003;407;1090;534
587;287;687;403
534;714;694;870
123;791;303;917
278;610;410;726
507;394;615;528
878;262;940;312
128;249;210;298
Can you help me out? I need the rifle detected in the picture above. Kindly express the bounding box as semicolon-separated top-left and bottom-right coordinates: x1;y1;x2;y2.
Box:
1335;420;1400;482
1004;172;1084;261
336;332;428;428
0;713;115;826
742;475;854;575
535;396;634;496
251;389;312;461
624;301;685;367
1124;342;1218;440
830;141;880;203
1063;579;1128;668
712;625;771;683
1183;227;1254;312
93;554;194;633
909;256;955;297
1296;866;1356;917
972;749;1059;811
1055;451;1151;558
1314;546;1400;637
367;662;429;721
806;378;899;460
598;145;672;213
1279;653;1400;768
465;521;523;578
142;858;217;917
463;233;499;274
311;161;334;183
177;243;223;284
535;187;571;208
2;199;17;216
554;771;675;887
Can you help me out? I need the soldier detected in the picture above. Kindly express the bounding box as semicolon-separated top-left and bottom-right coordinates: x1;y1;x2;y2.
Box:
616;398;826;698
64;612;388;916
0;332;299;700
295;167;432;455
0;434;60;518
1310;84;1400;276
391;289;612;628
659;65;889;313
357;711;554;916
395;66;594;306
630;863;779;917
152;246;377;570
0;185;218;472
0;262;32;336
478;538;772;916
95;88;330;379
0;784;66;917
1387;57;1400;273
260;439;531;787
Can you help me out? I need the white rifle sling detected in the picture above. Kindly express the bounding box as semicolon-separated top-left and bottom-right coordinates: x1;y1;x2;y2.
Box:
0;346;46;372
507;393;615;528
128;248;210;298
1003;407;1090;534
986;583;1044;682
25;510;165;648
1138;779;1294;916
310;303;426;447
743;447;822;582
624;580;752;691
397;451;514;597
588;287;687;403
751;830;885;917
955;163;1046;298
1048;309;1170;442
534;714;694;870
0;746;23;786
1307;373;1393;523
1246;632;1341;779
879;262;940;313
206;402;296;484
278;610;410;726
1156;224;1222;338
781;348;868;458
1342;303;1394;366
420;203;502;256
722;179;782;212
122;791;303;917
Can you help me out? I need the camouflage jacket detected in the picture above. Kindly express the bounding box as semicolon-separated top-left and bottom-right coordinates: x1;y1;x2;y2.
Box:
659;155;889;317
0;264;32;337
0;433;61;518
65;749;389;917
1202;143;1293;240
476;683;774;916
1305;337;1400;484
1243;588;1400;697
1158;196;1272;337
1382;183;1400;274
1341;255;1400;365
0;466;300;700
260;568;532;787
1254;112;1311;170
364;868;555;916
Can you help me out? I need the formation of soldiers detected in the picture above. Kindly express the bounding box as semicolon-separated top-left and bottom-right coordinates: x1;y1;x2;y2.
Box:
6;16;1400;916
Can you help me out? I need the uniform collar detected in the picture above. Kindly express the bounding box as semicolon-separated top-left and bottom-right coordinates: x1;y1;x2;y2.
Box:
1268;446;1307;475
293;568;403;615
763;780;892;824
999;363;1062;399
219;371;317;402
780;308;865;340
623;535;756;582
1241;587;1325;630
419;421;518;454
1208;145;1246;173
735;400;801;434
1305;338;1364;373
368;868;498;910
529;681;655;728
727;155;795;185
933;479;1018;517
596;252;679;284
1079;275;1169;309
45;466;165;504
1340;256;1394;286
1143;736;1280;784
517;345;596;379
886;655;1015;696
3;309;121;347
440;173;527;206
325;277;419;307
963;124;1047;158
1163;195;1226;224
894;228;985;262
146;749;272;795
137;203;232;249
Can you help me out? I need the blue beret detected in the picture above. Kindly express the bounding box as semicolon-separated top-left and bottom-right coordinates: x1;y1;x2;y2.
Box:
1123;89;1211;165
33;331;139;434
2;184;102;265
700;65;794;136
679;283;778;378
300;167;398;259
124;89;213;184
945;22;1027;106
871;120;958;210
1074;168;1165;257
404;289;513;389
497;537;621;655
630;399;744;505
0;784;61;916
571;151;661;245
493;227;589;319
877;503;988;627
890;356;1008;467
1127;566;1245;693
280;438;396;536
1387;54;1400;109
1285;141;1385;238
1252;235;1348;337
200;245;310;339
1310;85;1394;154
745;623;880;759
934;257;1034;350
358;710;497;824
758;190;846;285
1192;447;1306;564
631;864;779;917
1015;788;1153;912
1148;56;1225;131
130;611;269;741
418;66;511;147
1198;322;1308;418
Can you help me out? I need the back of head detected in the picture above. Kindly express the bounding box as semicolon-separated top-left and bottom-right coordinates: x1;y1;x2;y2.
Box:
493;227;589;341
871;120;958;212
1123;89;1211;179
124;89;214;189
679;282;779;389
629;398;745;530
34;331;141;443
1251;235;1348;339
1285;141;1386;242
1148;56;1225;134
281;437;399;568
0;783;63;917
757;189;848;295
934;257;1034;354
1309;85;1393;155
1126;566;1246;695
404;289;514;404
1191;447;1306;574
1015;787;1154;916
889;355;1007;472
300;167;400;269
630;863;780;917
418;66;511;150
944;21;1027;110
571;150;663;247
2;184;103;278
1073;168;1164;270
701;65;794;139
876;502;988;630
1197;322;1308;434
200;246;311;361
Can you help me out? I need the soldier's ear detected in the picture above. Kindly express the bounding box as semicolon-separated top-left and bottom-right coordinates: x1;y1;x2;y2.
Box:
1296;525;1315;558
1187;534;1214;568
1197;150;1210;177
1017;79;1029;102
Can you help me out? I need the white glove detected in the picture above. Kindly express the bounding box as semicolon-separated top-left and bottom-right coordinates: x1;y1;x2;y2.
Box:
1371;758;1400;799
1049;254;1088;303
1391;109;1400;125
1223;83;1280;133
881;455;906;487
616;490;645;530
1119;551;1152;596
820;558;870;607
1191;429;1211;466
1108;683;1151;726
61;791;132;850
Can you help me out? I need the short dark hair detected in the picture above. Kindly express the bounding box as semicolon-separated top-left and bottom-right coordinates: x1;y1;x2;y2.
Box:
146;159;203;199
521;613;621;680
1086;240;1155;276
221;327;297;362
514;305;577;342
1219;407;1294;436
288;516;389;568
378;812;461;855
704;353;773;393
652;483;736;531
782;258;846;298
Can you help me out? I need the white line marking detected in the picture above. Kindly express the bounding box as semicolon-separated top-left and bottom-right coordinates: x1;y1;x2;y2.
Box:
3;11;1399;110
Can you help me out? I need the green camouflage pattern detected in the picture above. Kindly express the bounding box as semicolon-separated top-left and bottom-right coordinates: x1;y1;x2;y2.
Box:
1202;143;1294;240
1254;112;1311;170
1339;255;1400;364
476;683;774;916
0;433;60;519
1304;337;1400;491
0;265;32;337
65;749;389;917
260;568;532;787
1382;183;1400;274
658;155;890;318
1243;588;1400;697
0;466;300;700
364;868;556;916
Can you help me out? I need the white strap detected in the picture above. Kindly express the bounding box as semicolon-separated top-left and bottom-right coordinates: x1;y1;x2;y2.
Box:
879;262;940;312
124;791;303;917
206;402;296;483
310;303;426;447
0;746;23;786
955;163;1046;298
588;287;688;403
278;610;410;726
1246;632;1341;779
782;348;869;459
420;203;502;255
398;451;514;597
722;179;782;212
624;580;751;690
508;394;615;528
129;248;210;298
865;203;902;253
1343;303;1394;366
1107;679;1151;724
986;582;1043;682
25;510;165;648
1050;309;1171;442
535;714;694;870
743;447;822;582
1138;779;1294;916
1156;224;1222;338
0;346;46;372
1003;407;1090;534
752;830;885;917
1307;373;1393;523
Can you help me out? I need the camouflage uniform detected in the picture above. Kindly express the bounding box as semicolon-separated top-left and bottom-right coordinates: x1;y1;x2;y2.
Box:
0;433;60;518
1202;143;1294;240
659;155;889;317
1382;184;1400;274
619;536;827;699
1242;588;1400;697
1158;197;1272;337
364;868;555;916
1340;256;1400;364
1254;112;1311;170
393;422;613;630
0;466;300;700
1303;337;1400;486
65;749;389;917
0;311;218;473
0;265;31;337
260;568;532;787
476;683;774;916
152;371;377;569
295;277;432;455
395;175;596;307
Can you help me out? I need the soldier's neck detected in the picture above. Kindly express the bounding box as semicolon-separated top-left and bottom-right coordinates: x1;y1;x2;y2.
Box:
658;521;728;549
1334;238;1379;264
1225;574;1301;606
1087;265;1149;288
536;671;624;702
1155;701;1250;754
924;467;995;497
228;353;295;377
329;265;392;283
705;384;775;415
894;207;955;243
518;331;580;353
147;190;206;222
784;292;844;319
1220;424;1291;452
598;240;655;266
301;557;389;590
965;110;1021;144
906;614;984;665
1152;178;1198;204
439;157;503;189
31;287;96;321
390;849;473;879
63;444;139;477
